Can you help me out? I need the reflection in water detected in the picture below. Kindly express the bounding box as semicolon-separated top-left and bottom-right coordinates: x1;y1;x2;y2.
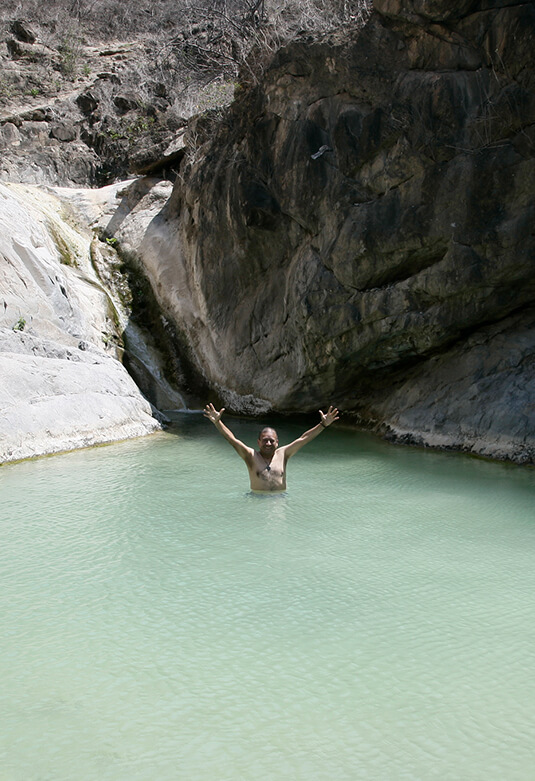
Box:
1;416;535;781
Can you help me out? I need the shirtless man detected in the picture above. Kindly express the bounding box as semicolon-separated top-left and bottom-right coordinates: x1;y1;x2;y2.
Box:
203;403;339;492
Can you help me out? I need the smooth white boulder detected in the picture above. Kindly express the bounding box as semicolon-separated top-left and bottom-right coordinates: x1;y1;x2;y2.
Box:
0;182;161;463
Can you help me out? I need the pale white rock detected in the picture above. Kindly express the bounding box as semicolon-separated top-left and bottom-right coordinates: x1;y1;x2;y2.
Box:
51;177;186;412
52;177;174;243
0;182;162;463
0;182;112;347
163;130;187;157
0;348;159;462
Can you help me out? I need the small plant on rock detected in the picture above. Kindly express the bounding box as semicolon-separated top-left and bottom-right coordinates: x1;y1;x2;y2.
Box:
58;35;82;78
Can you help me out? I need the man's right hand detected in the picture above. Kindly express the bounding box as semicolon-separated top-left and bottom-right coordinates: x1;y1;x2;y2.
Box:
204;403;225;423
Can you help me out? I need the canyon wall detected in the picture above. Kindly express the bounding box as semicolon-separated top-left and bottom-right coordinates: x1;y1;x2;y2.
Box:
137;0;535;462
1;0;534;464
0;182;168;463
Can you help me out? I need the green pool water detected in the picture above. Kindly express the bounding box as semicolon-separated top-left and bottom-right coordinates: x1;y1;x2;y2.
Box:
1;413;535;780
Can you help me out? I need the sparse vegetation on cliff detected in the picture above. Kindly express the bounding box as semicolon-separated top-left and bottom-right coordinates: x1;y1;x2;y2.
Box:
0;0;371;184
1;0;372;87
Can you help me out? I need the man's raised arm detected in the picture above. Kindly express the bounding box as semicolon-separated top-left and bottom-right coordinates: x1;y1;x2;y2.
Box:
283;406;339;459
203;403;253;462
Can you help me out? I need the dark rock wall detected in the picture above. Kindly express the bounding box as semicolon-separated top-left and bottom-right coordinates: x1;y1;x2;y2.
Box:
160;0;534;458
156;0;535;460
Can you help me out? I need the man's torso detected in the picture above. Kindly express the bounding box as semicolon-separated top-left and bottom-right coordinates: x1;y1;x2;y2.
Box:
248;447;287;491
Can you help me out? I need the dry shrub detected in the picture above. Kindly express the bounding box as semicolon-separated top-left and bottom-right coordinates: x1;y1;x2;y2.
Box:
1;0;371;59
0;0;372;116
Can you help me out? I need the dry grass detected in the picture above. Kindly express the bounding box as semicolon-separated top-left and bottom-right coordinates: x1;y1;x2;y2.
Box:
1;1;371;39
1;1;372;71
0;0;371;182
1;0;372;115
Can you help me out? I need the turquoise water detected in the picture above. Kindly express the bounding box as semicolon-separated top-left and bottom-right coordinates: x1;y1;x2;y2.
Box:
1;413;535;781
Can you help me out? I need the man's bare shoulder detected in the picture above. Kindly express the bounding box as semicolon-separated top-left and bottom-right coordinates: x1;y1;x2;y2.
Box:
240;445;256;464
278;442;297;459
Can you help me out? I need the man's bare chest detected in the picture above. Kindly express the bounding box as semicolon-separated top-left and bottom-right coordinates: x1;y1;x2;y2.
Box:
251;449;286;483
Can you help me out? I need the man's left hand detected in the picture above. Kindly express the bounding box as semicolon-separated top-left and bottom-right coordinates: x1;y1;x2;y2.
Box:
320;406;339;427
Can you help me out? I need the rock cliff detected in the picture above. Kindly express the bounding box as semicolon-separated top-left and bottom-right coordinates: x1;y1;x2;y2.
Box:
137;0;535;463
0;181;179;463
0;36;188;187
1;0;534;465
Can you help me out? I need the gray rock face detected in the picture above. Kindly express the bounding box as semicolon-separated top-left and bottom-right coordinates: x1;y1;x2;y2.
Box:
141;0;535;461
0;182;163;463
0;37;187;187
362;309;535;464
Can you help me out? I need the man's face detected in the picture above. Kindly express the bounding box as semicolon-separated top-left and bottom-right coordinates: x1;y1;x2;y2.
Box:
258;428;278;456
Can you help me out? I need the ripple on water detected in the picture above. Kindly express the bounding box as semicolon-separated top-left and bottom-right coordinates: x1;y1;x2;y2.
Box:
1;425;535;780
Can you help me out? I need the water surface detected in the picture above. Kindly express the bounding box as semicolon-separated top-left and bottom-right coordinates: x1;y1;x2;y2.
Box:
1;414;535;780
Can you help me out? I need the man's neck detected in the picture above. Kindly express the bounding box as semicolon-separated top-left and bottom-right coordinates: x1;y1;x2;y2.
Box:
258;448;276;460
